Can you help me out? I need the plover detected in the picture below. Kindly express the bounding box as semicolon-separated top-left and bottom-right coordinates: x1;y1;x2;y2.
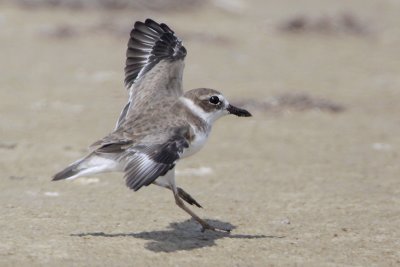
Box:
53;19;251;232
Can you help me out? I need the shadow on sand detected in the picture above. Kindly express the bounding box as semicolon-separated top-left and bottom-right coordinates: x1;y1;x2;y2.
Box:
71;219;283;252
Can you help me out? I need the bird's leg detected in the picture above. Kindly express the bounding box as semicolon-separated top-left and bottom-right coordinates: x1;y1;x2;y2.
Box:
153;180;202;208
173;193;231;233
177;187;202;208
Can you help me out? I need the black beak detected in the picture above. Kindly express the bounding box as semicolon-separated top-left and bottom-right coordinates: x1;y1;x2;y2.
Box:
227;104;252;117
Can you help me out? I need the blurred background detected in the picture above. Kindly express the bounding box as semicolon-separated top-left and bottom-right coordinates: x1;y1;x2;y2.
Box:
1;0;399;265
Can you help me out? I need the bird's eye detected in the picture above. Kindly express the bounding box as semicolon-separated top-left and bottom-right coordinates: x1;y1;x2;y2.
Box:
209;96;220;104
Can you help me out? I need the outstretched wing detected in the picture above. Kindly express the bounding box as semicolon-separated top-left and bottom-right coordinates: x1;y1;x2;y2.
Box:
92;125;190;191
125;19;187;89
116;19;187;129
123;134;189;191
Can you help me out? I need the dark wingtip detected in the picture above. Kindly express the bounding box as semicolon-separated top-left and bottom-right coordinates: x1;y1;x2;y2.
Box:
144;18;156;24
125;18;186;88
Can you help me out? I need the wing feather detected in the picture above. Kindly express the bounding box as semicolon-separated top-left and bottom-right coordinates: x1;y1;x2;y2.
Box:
123;135;189;191
116;18;187;130
124;18;187;89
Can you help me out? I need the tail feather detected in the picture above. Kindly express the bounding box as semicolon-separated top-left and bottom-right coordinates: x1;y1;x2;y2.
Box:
52;154;120;181
52;158;85;181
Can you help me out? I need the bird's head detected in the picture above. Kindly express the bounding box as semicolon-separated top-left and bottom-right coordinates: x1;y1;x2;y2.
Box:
182;88;251;124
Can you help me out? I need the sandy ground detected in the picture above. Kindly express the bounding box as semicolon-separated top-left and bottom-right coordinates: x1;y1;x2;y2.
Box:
1;0;400;266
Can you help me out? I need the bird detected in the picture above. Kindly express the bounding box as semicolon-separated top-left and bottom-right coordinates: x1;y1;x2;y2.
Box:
52;18;251;232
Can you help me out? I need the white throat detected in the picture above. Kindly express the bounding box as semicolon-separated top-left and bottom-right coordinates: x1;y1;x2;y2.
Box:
180;97;226;125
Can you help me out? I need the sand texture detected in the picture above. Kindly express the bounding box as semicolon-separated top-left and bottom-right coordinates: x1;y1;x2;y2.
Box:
1;0;399;266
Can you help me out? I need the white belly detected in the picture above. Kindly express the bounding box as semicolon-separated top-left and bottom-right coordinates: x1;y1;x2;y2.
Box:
181;130;209;158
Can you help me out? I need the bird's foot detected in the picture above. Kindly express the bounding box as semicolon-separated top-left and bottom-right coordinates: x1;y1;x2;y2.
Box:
200;222;231;233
